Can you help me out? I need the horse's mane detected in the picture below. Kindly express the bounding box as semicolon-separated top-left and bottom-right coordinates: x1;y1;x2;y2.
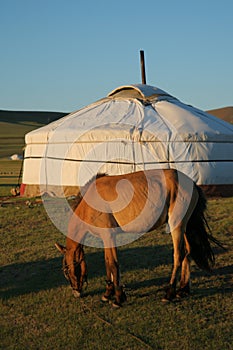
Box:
71;173;107;210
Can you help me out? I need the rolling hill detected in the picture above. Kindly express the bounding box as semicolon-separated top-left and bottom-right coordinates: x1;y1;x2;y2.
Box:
0;106;232;159
207;106;233;124
0;110;67;158
0;109;67;124
1;106;232;127
0;106;232;189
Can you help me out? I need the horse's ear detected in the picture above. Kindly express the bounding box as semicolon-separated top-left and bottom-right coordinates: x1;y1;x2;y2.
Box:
55;242;66;254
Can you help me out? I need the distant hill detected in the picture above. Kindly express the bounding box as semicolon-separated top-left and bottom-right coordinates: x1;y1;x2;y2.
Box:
206;107;233;124
1;107;232;125
0;106;232;158
0;110;67;124
0;110;68;158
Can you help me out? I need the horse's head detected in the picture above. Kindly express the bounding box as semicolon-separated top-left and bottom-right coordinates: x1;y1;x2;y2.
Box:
55;242;87;297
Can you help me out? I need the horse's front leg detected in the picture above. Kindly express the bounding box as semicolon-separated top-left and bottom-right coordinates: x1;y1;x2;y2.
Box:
102;246;126;307
163;226;184;301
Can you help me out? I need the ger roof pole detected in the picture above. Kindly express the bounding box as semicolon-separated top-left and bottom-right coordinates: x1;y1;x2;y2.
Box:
140;50;147;85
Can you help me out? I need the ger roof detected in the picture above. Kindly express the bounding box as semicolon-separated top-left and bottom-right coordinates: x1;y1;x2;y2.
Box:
23;84;233;190
108;84;174;101
25;84;233;145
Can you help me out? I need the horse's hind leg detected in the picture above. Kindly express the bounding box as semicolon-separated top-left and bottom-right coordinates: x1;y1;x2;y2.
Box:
163;226;184;301
177;234;191;298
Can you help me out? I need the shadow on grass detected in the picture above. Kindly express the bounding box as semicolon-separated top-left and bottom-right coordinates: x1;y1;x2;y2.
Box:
1;244;232;300
0;257;66;299
191;264;233;299
0;245;170;299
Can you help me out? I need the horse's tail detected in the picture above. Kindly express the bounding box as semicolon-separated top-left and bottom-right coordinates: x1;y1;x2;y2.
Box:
185;185;223;271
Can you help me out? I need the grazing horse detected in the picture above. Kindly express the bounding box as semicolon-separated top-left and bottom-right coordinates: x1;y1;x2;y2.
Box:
55;169;219;307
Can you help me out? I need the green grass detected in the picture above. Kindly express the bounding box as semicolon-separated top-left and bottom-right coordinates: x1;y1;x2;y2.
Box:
0;109;66;158
0;160;23;191
0;194;232;350
0;114;44;192
1;109;232;348
0;121;44;158
0;110;67;196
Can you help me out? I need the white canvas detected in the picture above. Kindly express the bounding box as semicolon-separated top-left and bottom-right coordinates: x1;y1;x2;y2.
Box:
22;84;233;196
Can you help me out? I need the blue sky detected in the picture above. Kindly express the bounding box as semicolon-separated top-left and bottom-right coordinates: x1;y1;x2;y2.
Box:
1;0;233;112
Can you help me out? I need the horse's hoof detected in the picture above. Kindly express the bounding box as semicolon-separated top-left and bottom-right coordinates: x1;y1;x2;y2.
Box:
161;297;172;303
176;290;190;299
163;285;176;302
72;290;81;298
112;301;122;308
101;295;111;303
176;285;190;299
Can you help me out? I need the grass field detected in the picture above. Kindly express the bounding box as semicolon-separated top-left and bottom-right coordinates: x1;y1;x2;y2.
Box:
0;110;63;194
0;192;232;350
0;112;45;193
0;109;232;349
0;109;66;159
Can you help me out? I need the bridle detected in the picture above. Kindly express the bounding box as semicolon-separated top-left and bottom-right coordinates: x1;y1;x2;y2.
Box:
62;256;88;289
62;258;84;275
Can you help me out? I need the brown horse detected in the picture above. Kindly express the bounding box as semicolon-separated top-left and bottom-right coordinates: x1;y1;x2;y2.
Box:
55;169;219;307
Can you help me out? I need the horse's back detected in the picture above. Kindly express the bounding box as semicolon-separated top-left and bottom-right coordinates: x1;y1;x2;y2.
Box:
85;169;175;232
73;169;197;233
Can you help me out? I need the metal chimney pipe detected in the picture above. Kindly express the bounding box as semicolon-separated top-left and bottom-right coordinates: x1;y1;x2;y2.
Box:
140;50;146;84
